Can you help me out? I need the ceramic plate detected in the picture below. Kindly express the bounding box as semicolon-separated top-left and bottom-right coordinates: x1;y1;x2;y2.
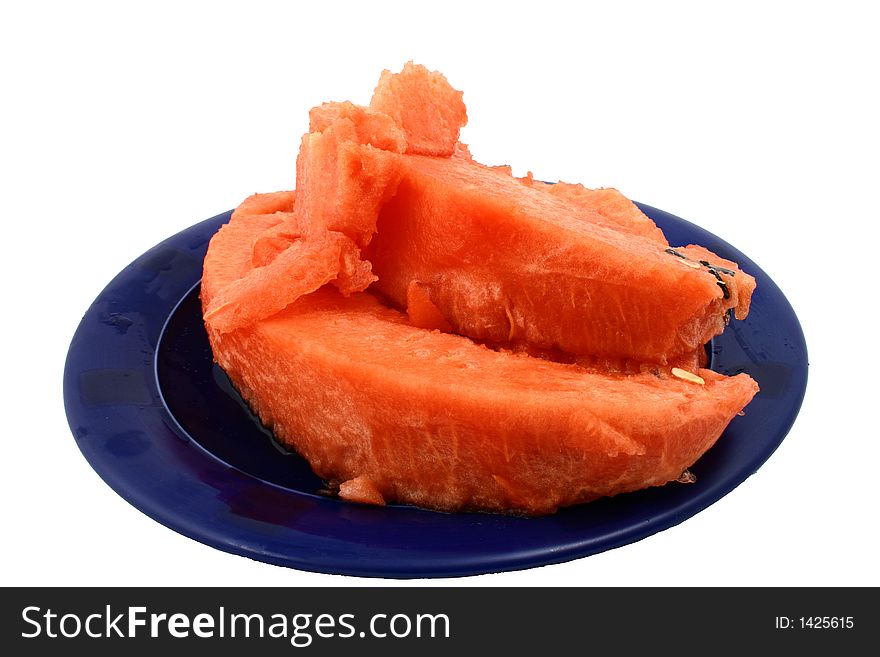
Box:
64;203;808;578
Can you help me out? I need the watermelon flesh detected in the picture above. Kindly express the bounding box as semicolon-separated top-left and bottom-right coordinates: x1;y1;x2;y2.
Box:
200;62;760;514
202;115;402;333
211;288;756;515
369;61;467;156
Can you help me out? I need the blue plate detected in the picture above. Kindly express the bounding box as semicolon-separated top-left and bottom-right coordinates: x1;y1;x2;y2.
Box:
63;204;808;578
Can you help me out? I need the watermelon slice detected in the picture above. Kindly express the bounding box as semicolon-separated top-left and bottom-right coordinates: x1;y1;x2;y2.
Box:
369;61;467;156
365;153;754;364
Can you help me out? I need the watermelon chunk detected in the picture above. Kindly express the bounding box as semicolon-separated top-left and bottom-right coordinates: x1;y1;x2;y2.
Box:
365;153;755;364
208;286;757;515
370;61;467;156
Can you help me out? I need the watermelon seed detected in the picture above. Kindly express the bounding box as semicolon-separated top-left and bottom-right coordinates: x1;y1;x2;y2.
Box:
671;367;705;385
699;260;732;300
676;469;697;484
317;480;340;498
666;249;737;298
712;264;737;277
664;249;701;269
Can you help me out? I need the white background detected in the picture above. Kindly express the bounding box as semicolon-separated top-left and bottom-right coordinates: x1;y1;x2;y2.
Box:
2;1;877;587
